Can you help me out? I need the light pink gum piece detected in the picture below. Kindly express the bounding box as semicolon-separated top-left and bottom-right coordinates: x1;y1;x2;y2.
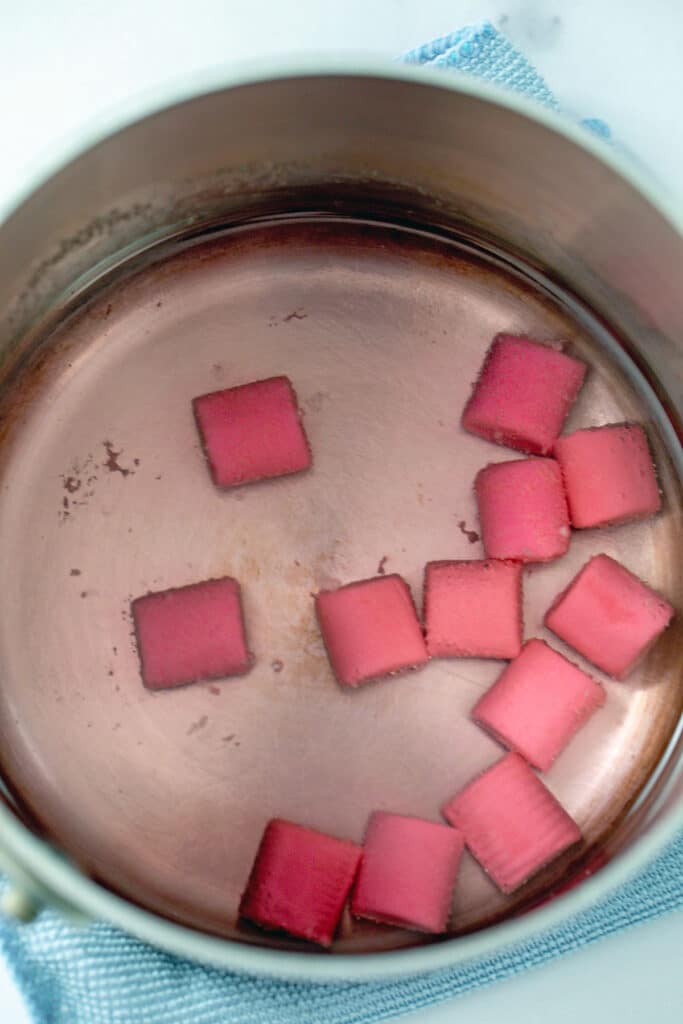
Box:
239;819;361;947
315;574;429;687
132;577;251;689
424;559;522;659
351;812;464;934
462;334;586;455
545;554;674;679
192;375;311;488
553;423;660;528
475;458;570;563
442;753;582;893
473;639;606;771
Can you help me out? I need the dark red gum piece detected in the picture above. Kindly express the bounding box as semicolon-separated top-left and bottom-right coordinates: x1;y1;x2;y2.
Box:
132;576;252;689
239;819;362;947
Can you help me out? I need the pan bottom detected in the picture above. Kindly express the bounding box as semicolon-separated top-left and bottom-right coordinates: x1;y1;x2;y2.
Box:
0;215;681;952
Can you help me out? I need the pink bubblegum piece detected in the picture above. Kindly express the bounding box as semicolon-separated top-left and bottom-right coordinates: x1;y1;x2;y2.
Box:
424;559;522;659
351;812;465;934
315;574;429;687
132;577;251;689
553;423;660;528
473;639;606;771
193;375;311;488
239;819;361;947
545;554;674;679
475;458;570;563
462;334;586;455
442;753;582;893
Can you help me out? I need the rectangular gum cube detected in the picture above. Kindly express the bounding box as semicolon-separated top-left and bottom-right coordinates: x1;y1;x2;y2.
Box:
553;423;661;528
462;335;586;455
315;574;429;687
239;819;361;947
545;554;674;679
351;812;464;934
132;576;251;689
473;639;606;771
424;559;522;659
442;753;582;893
475;458;570;563
193;375;311;488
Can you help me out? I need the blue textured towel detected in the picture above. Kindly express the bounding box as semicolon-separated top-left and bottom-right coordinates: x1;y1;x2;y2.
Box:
1;22;680;1024
402;22;558;106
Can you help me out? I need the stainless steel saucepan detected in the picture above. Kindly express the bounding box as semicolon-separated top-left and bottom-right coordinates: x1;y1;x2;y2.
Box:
0;59;682;980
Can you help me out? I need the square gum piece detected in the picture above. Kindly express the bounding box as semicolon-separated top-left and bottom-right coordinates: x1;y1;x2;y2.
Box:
475;458;570;563
424;559;522;659
315;574;429;687
351;812;464;934
473;639;605;771
239;819;361;947
442;753;582;893
553;423;661;528
132;576;251;689
193;375;311;488
462;335;586;455
545;554;674;679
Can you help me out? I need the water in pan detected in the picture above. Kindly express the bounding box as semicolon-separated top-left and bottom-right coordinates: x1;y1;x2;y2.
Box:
0;216;681;953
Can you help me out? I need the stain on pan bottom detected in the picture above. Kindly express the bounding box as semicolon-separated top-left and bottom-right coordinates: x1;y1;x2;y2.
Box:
0;214;681;952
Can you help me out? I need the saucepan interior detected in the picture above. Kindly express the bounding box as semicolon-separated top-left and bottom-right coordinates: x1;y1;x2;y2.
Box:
0;63;682;979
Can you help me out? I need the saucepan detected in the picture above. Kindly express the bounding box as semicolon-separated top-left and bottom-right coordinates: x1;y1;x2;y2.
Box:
0;58;682;981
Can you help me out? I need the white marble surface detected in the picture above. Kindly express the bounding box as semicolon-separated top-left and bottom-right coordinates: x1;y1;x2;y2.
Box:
1;1;682;1021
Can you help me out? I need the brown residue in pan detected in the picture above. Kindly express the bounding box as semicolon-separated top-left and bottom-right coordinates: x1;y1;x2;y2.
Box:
458;519;480;544
103;441;132;477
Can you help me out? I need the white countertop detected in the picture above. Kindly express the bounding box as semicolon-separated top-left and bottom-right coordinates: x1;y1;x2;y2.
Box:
1;1;682;1021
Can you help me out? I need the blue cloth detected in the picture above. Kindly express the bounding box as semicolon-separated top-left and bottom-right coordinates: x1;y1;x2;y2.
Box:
402;22;558;108
403;22;610;138
1;21;680;1024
